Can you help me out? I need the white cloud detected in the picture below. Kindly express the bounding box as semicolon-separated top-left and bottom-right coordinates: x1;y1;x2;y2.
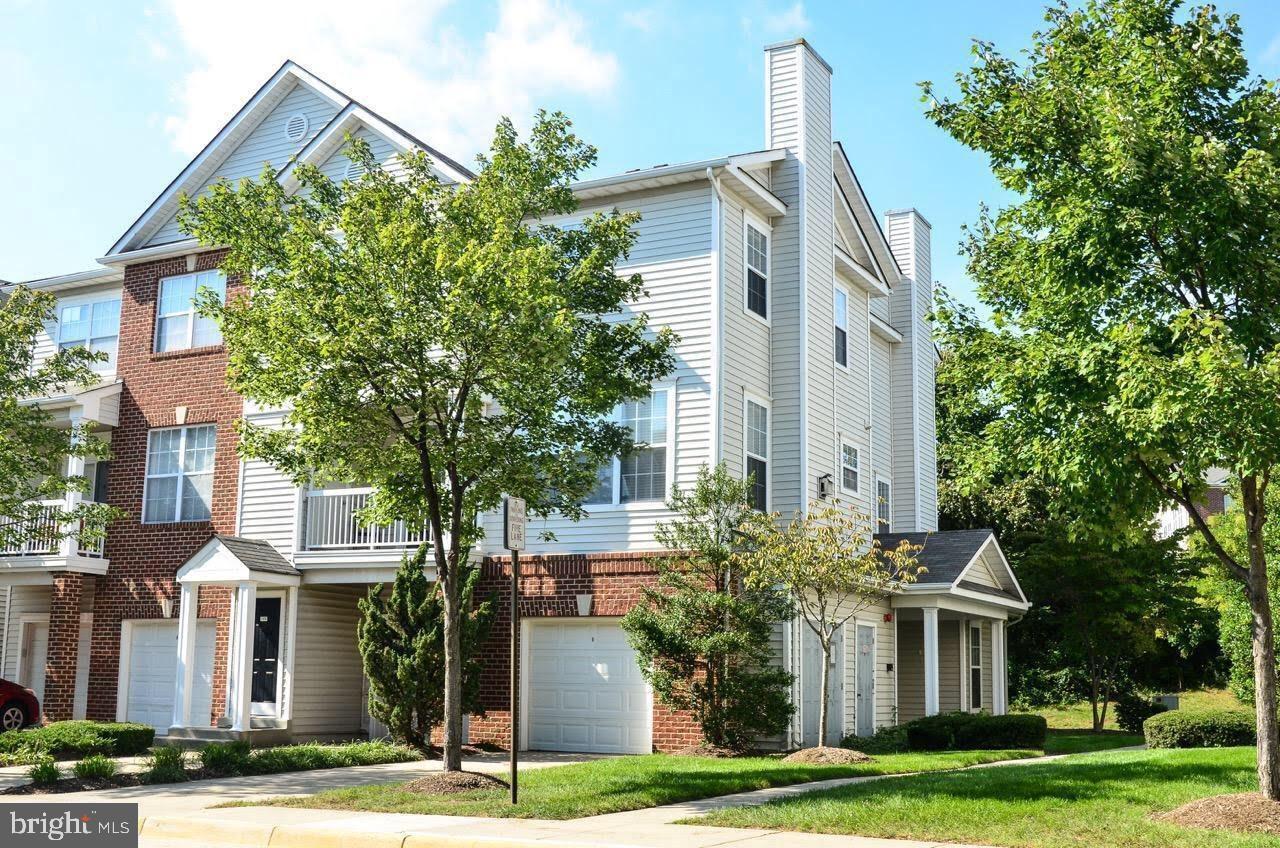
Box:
744;2;809;39
154;0;618;163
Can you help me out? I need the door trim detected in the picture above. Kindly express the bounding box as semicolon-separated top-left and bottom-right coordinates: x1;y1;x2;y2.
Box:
15;614;49;694
250;589;286;717
854;620;877;737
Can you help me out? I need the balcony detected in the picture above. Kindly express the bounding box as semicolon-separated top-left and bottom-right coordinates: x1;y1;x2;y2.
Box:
0;500;109;580
294;488;430;582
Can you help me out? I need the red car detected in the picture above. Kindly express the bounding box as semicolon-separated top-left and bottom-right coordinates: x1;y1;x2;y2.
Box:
0;679;39;731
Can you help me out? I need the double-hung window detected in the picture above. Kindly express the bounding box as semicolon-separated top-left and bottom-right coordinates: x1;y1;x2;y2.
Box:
58;297;121;372
876;478;891;529
745;220;769;320
585;388;672;507
969;624;983;710
745;398;769;511
143;425;216;523
155;270;226;352
834;286;848;367
841;441;860;494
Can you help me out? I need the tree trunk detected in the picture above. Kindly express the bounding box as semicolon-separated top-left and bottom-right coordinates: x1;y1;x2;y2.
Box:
818;636;831;749
1244;482;1280;799
440;546;464;772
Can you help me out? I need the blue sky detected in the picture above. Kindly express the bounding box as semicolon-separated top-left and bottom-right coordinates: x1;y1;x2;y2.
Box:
4;0;1280;307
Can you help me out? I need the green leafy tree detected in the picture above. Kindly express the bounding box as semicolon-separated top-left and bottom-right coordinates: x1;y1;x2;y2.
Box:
358;548;493;753
924;0;1280;795
1;286;114;552
741;501;923;747
179;113;675;770
620;464;793;751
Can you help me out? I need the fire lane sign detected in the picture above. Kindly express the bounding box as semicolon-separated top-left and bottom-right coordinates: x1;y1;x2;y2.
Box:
504;497;526;552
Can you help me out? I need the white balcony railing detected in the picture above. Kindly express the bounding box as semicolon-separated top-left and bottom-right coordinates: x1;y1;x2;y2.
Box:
302;488;429;551
0;501;104;558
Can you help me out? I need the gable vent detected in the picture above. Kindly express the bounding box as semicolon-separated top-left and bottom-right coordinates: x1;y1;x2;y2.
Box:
284;113;309;142
345;159;367;181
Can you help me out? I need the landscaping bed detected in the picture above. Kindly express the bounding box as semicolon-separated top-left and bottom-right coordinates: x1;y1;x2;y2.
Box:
687;747;1272;848
243;749;1037;819
0;721;155;765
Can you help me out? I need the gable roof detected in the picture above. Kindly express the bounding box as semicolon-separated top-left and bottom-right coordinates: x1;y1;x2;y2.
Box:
106;60;474;260
877;529;1029;608
832;141;902;285
176;534;301;586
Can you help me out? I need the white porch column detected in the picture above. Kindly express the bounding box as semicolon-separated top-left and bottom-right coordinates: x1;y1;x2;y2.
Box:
170;582;199;730
992;619;1007;715
281;586;299;721
59;413;85;558
230;582;257;732
923;607;940;716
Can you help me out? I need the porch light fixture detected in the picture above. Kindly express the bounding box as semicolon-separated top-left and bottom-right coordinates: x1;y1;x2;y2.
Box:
817;473;834;500
576;593;593;617
160;597;174;619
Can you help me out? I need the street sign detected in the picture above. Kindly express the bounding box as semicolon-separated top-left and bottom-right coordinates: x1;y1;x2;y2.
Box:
504;497;526;552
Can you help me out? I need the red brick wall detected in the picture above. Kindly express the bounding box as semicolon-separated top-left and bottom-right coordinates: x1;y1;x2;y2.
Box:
43;572;86;721
465;551;703;753
86;250;243;725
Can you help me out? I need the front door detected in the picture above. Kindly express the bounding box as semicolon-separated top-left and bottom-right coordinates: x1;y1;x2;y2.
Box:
856;624;876;737
250;597;282;713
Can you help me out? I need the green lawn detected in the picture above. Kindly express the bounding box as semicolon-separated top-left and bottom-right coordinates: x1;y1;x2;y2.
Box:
1044;728;1144;755
690;747;1271;848
245;750;1036;819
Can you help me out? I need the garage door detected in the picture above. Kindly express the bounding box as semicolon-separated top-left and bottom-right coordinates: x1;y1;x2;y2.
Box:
124;620;215;732
526;619;649;754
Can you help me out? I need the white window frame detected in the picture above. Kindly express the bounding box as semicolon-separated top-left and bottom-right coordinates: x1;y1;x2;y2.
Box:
840;441;861;495
154;270;226;353
743;212;771;325
833;283;850;369
142;424;217;524
56;293;121;373
743;392;771;512
875;475;892;530
969;623;983;712
585;386;676;511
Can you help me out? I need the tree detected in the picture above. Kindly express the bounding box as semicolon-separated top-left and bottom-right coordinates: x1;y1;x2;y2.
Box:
1;286;114;552
358;548;493;753
179;113;675;770
924;0;1280;796
620;464;793;751
741;500;922;747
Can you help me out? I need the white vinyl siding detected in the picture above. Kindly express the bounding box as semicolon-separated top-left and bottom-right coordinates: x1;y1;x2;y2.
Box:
155;271;225;352
316;126;403;183
290;585;366;737
143;425;216;523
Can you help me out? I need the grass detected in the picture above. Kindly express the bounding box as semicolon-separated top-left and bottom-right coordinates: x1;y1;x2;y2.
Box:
245;750;1036;819
1044;729;1144;755
690;747;1271;847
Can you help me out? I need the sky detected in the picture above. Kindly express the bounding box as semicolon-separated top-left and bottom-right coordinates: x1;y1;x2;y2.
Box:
4;0;1280;308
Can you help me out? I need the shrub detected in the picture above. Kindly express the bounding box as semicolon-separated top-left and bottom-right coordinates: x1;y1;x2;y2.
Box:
1114;692;1169;733
841;724;908;754
200;741;251;776
0;721;154;763
90;722;156;756
904;712;1047;751
142;746;188;784
1144;709;1256;749
73;754;118;781
244;740;419;775
28;758;61;786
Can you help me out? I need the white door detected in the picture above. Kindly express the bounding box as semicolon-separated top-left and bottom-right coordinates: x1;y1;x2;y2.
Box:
526;619;649;754
73;614;93;720
124;620;215;732
19;622;49;703
855;624;876;737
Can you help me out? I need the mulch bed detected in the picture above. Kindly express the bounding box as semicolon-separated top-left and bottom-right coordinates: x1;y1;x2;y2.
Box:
671;742;748;758
782;746;873;765
1155;792;1280;835
401;771;508;795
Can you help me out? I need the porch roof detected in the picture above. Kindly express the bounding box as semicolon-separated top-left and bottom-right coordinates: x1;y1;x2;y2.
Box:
877;529;1030;611
176;535;301;586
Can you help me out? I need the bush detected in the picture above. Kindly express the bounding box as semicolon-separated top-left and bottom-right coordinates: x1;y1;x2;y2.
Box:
904;712;1047;751
1114;692;1169;734
73;754;118;780
142;746;188;784
200;740;251;776
0;721;154;763
841;724;908;754
1144;709;1256;748
244;740;419;775
28;758;61;786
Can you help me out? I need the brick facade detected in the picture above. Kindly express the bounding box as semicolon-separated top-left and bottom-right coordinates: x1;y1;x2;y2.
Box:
465;551;703;753
43;572;86;721
85;250;243;724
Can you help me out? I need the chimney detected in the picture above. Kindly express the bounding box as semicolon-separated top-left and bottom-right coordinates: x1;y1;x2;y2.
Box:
885;209;937;531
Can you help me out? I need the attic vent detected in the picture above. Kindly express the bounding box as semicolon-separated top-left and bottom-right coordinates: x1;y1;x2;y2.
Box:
344;159;367;181
284;113;309;142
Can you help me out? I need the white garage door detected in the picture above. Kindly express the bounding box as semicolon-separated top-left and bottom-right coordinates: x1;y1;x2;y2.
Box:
527;619;649;754
124;620;215;732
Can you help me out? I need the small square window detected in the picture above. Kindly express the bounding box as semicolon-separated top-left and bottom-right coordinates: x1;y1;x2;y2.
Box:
155;271;226;352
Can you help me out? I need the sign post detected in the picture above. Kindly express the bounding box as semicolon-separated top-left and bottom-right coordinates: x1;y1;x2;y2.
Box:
503;496;526;805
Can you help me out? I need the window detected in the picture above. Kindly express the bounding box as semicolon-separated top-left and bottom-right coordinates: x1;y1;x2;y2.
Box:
876;478;891;529
969;624;983;710
745;221;768;319
840;442;860;493
143;425;216;523
586;388;672;507
155;270;226;352
745;398;769;511
834;287;848;367
58;297;120;372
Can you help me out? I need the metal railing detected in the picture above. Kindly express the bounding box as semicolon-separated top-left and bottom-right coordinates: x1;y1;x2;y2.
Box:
302;488;429;551
0;501;104;558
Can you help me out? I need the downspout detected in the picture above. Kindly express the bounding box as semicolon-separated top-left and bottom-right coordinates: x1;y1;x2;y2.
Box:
706;167;724;467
